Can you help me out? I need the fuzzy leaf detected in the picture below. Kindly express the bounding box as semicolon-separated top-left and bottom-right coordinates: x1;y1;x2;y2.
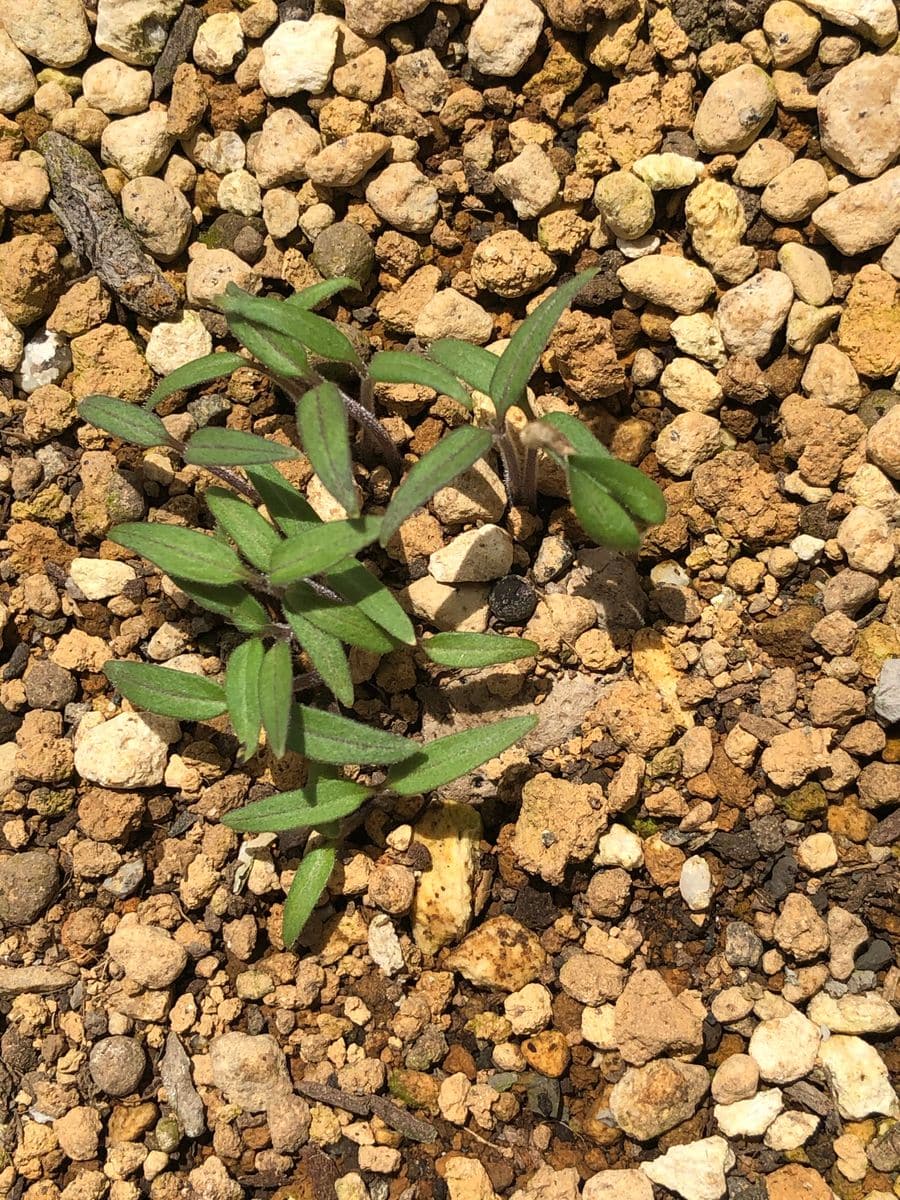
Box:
426;339;498;394
490;268;598;420
288;704;418;766
79;395;169;447
170;577;269;634
577;457;667;527
282;841;336;947
269;517;383;586
225;638;264;761
145;352;245;412
205;486;282;571
228;315;309;378
286;276;360;310
540;410;612;462
386;715;537;796
368;350;473;409
283;603;355;707
566;456;641;551
245;464;320;535
104;660;227;720
184;427;300;467
296;381;359;517
325;559;416;646
423;632;539;668
223;778;370;834
258;640;293;758
285;309;361;366
110;523;248;586
284;582;397;654
380;426;492;546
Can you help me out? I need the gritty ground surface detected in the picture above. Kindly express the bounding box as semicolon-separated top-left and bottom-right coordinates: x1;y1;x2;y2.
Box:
0;1;900;1200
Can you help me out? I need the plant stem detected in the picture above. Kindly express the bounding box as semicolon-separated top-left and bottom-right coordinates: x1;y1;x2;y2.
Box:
520;446;538;511
341;387;405;482
166;437;260;502
495;430;523;504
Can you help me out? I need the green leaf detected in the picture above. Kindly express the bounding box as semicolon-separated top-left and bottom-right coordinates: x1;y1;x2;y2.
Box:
225;638;264;761
269;517;383;586
223;777;370;834
258;640;293;758
386;715;537;796
325;559;415;646
288;704;418;766
426;339;498;394
578;457;667;526
110;522;248;586
228;315;309;379
566;456;641;551
184;427;300;467
104;660;227;720
286;276;360;311
285;309;361;366
79;395;169;447
296;382;359;517
368;350;473;409
490;268;598;421
170;577;269;634
282;841;337;947
283;603;355;706
284;582;398;654
423;633;539;668
245;464;320;536
380;426;492;546
540;410;612;461
145;352;246;412
205;486;282;571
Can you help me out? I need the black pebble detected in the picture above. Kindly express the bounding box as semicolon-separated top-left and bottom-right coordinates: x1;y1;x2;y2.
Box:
856;939;893;972
489;575;538;625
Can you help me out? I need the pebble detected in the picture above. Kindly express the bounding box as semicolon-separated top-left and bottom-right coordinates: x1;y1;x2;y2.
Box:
818;1035;900;1118
306;132;390;188
717;269;794;359
873;658;900;722
610;1059;709;1140
209;1032;293;1112
14;330;71;394
471;230;555;297
414;289;494;345
777;244;833;307
429;524;513;583
796;832;838;872
684;179;747;266
679;854;714;910
89;1036;146;1097
593;171;655;239
403;576;490;632
617;254;716;314
655;412;723;477
711;1054;759;1104
185;246;260;307
0;29;36;114
467;0;544;77
800;0;897;46
489;575;538;624
632;153;704;190
818;54;900;179
411;800;481;954
0;848;59;925
121;176;193;261
761;160;829;222
494;144;560;219
145;310;213;376
342;0;430;38
583;1171;653;1200
641;1136;735;1200
366;162;439;234
74;712;180;788
661;358;723;414
101;108;173;178
866;405;900;479
108;920;188;988
259;15;339;96
764;1110;820;1150
773;890;830;960
95;0;184;65
670;313;727;367
714;1088;784;1137
836;504;893;574
693;65;777;153
0;0;91;68
813;167;900;255
749;1009;821;1082
82;59;152;116
807;991;900;1033
193;13;245;75
446;915;546;991
763;1;822;67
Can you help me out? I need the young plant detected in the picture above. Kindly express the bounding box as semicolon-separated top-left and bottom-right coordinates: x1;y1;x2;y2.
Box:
79;270;665;946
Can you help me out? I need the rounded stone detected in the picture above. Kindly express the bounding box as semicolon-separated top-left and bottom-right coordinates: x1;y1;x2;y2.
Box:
693;65;777;153
593;171;655;239
0;849;60;925
490;575;538;624
89;1036;147;1097
311;221;375;283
